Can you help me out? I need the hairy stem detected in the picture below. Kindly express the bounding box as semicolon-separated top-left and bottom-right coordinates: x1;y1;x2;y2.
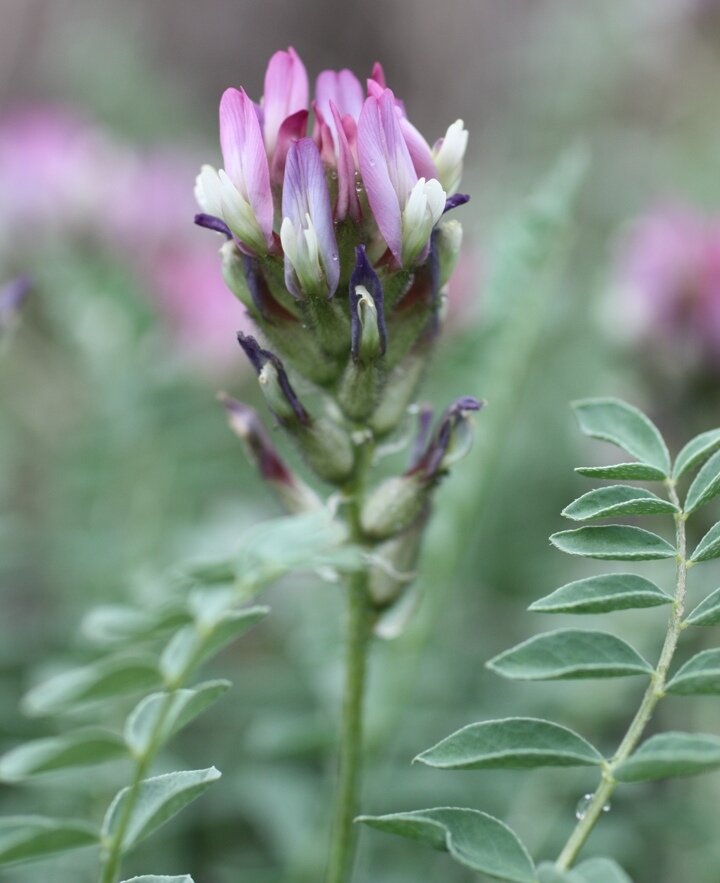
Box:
555;481;688;871
325;444;374;883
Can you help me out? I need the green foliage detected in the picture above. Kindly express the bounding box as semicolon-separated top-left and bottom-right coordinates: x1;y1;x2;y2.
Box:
102;767;221;852
364;400;720;881
0;510;361;880
120;877;194;883
358;808;535;882
0;816;99;866
549;526;676;560
685;587;720;626
666;649;720;695
614;733;720;782
487;629;652;680
529;574;671;614
684;450;720;514
414;718;602;770
689;522;720;563
571;398;670;476
561;487;677;521
537;858;632;882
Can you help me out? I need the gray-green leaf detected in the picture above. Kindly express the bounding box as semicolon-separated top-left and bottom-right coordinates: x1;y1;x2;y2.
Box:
82;604;191;646
357;808;535;883
572;398;670;476
667;649;720;695
673;429;720;479
0;729;126;782
160;606;267;686
562;487;677;521
414;718;602;770
550;526;675;560
685;449;720;514
690;522;720;563
575;858;633;883
685;587;720;626
120;877;194;882
125;680;230;757
575;464;667;481
102;767;220;854
23;656;161;716
615;732;720;782
488;629;652;680
0;816;98;867
529;573;671;615
537;859;632;883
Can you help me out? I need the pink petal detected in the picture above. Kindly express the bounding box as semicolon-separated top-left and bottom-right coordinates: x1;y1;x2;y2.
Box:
358;90;417;264
316;69;364;122
400;117;438;180
263;47;309;154
219;87;274;245
370;62;386;89
270;109;308;187
329;102;360;222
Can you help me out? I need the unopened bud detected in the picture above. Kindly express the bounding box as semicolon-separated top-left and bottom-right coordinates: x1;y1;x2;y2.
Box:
350;246;387;365
362;396;483;539
360;474;426;540
368;509;429;607
435;219;463;288
295;416;355;484
218;393;321;513
237;333;310;427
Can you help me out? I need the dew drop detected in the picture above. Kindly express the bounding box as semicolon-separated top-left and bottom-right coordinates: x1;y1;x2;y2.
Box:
575;794;611;820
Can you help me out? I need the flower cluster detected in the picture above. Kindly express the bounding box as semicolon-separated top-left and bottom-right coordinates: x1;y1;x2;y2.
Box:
200;49;478;605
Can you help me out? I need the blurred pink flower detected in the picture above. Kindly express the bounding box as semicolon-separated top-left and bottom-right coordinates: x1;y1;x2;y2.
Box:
614;206;720;375
0;105;251;374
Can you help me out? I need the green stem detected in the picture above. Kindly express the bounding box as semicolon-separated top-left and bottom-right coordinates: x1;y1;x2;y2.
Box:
555;482;688;871
325;443;374;883
325;569;372;883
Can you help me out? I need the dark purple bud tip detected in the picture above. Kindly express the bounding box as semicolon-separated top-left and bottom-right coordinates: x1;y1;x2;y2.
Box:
217;392;294;484
409;395;484;481
236;332;310;425
194;213;233;239
349;245;387;361
0;275;32;329
407;404;435;472
443;193;471;214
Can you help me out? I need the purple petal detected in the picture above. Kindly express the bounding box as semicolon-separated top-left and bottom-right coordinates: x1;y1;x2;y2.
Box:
370;62;387;88
194;213;233;239
358;90;417;264
263;47;309;154
282;138;339;297
349;245;387;360
219;87;274;246
236;332;310;425
444;193;470;213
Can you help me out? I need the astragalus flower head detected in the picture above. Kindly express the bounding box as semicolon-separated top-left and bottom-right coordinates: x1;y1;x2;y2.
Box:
196;47;476;516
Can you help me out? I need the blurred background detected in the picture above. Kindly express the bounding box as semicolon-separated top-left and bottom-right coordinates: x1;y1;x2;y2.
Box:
3;0;720;881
